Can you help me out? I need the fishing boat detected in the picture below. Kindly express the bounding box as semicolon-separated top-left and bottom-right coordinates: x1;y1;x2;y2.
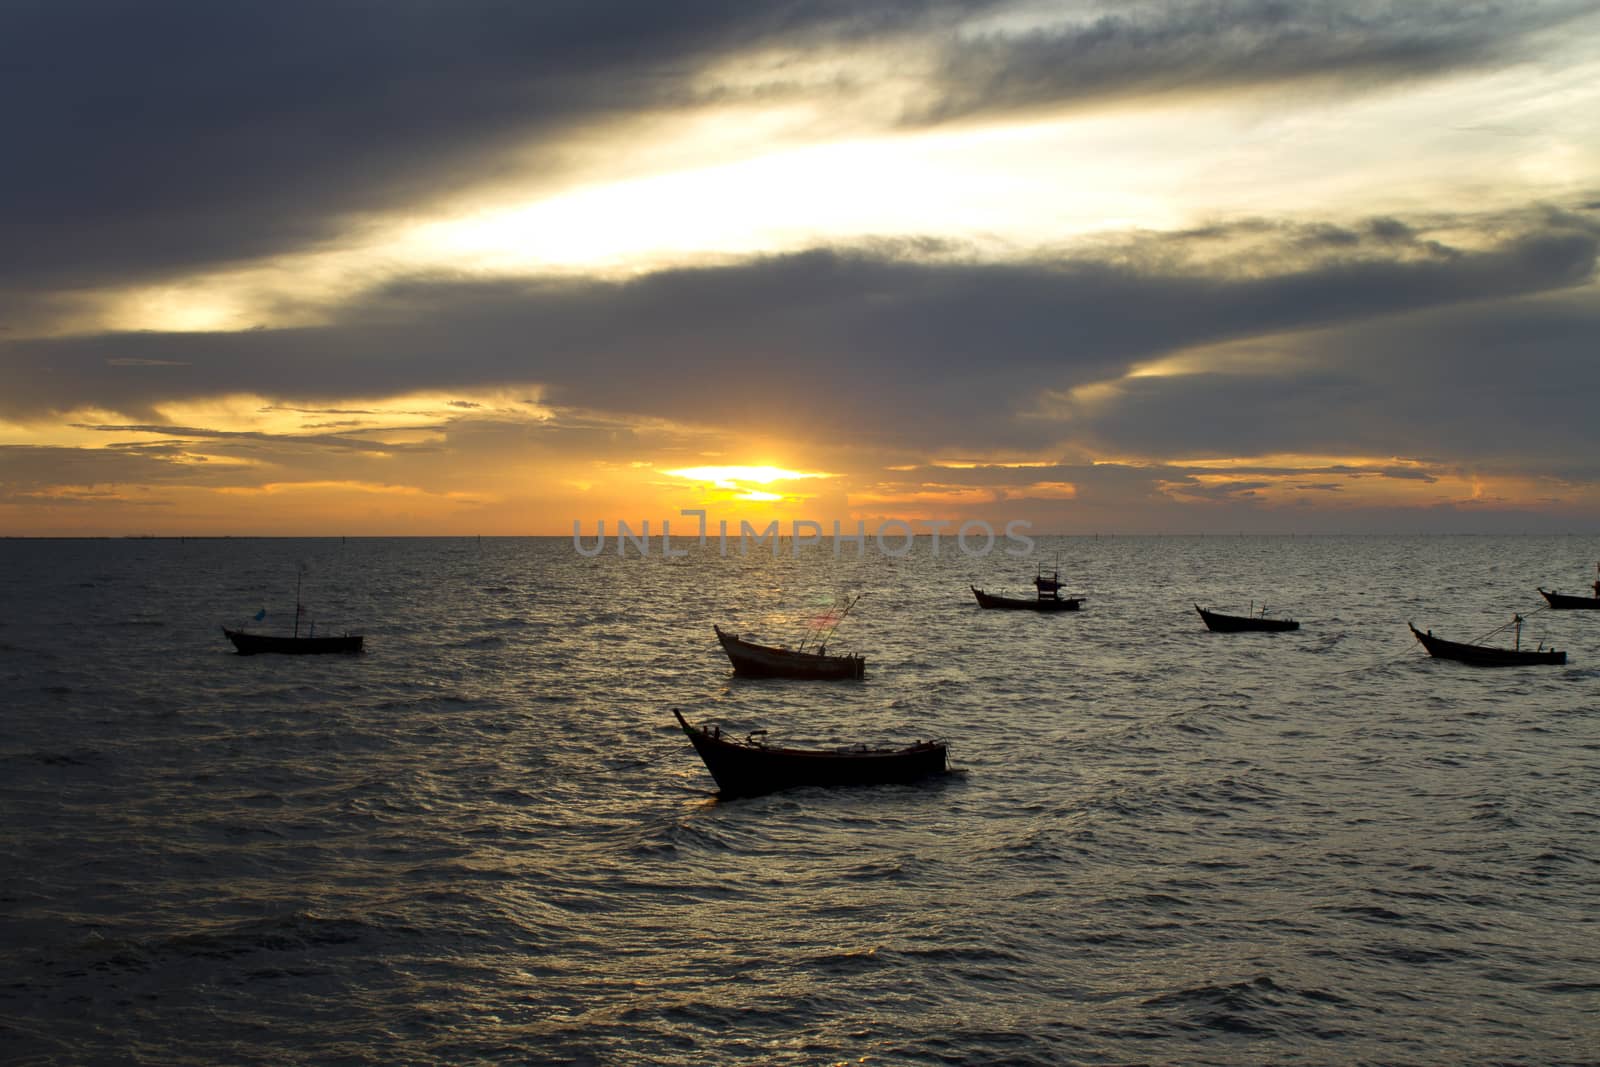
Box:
221;628;364;655
1538;588;1600;610
972;558;1084;611
1408;619;1564;667
673;709;947;799
222;567;364;655
1195;603;1299;632
713;595;865;679
1538;566;1600;609
713;625;864;679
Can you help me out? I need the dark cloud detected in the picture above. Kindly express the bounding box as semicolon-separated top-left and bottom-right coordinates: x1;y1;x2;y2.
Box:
1367;217;1416;243
73;422;446;453
0;443;230;497
1070;290;1600;475
3;208;1596;504
3;0;1591;305
0;404;709;518
262;406;381;416
906;0;1595;125
843;459;1598;535
0;0;982;295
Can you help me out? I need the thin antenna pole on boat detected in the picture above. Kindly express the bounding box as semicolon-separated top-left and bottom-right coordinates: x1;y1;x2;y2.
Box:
294;565;305;639
1468;606;1545;647
799;598;830;654
800;595;846;653
817;593;861;650
1514;613;1522;651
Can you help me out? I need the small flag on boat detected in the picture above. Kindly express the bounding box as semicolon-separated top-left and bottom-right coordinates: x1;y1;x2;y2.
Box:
253;608;267;621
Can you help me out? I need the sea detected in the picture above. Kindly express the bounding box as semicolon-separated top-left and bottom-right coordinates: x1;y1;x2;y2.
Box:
1;534;1596;1066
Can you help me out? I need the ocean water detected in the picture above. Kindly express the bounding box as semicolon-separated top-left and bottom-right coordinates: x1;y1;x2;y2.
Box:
1;534;1596;1065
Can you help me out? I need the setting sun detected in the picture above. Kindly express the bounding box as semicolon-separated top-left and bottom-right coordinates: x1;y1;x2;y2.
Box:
663;465;834;485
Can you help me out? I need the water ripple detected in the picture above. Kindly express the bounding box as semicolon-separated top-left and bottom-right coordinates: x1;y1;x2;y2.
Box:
1;534;1596;1065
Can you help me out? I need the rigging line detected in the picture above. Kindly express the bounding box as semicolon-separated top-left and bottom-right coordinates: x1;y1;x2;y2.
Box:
1466;603;1549;646
1323;631;1432;677
607;744;683;769
818;592;862;650
798;594;842;653
1325;646;1428;677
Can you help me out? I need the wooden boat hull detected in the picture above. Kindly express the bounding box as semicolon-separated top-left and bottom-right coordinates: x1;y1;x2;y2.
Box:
714;625;864;679
674;710;946;799
1408;623;1563;666
1538;588;1600;610
1195;605;1299;632
223;627;364;655
971;586;1082;611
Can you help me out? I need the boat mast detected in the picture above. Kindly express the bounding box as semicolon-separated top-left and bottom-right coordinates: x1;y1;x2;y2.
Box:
1513;613;1522;651
1036;552;1062;600
799;595;844;653
815;593;861;651
294;565;304;639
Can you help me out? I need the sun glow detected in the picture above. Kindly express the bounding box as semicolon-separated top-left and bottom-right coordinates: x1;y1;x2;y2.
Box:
664;465;832;485
649;463;842;511
62;110;1207;337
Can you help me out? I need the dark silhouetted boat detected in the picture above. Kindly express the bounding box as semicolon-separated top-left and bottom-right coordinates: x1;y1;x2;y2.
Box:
972;558;1083;611
222;566;363;655
714;624;864;679
1538;566;1600;608
673;709;947;799
1408;620;1564;667
1539;588;1600;609
222;628;364;655
1195;603;1299;632
970;586;1084;611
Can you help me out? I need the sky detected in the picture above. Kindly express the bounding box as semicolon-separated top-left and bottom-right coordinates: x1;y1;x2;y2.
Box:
3;0;1600;536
